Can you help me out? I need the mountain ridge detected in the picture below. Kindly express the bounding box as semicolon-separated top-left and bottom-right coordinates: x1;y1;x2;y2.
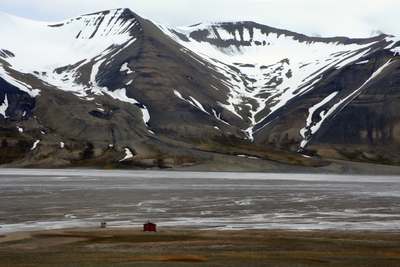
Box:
1;8;400;171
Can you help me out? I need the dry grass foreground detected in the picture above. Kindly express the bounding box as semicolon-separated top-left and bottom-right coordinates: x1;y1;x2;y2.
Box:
1;227;400;266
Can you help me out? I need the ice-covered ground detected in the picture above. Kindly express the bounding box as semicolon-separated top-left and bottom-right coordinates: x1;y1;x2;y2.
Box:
0;169;399;234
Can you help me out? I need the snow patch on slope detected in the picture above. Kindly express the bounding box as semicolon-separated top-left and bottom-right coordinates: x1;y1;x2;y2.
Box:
85;56;151;127
0;94;9;118
356;60;369;65
300;91;339;139
105;88;150;126
174;90;210;115
212;109;230;125
0;66;41;97
120;62;134;74
89;58;108;96
119;148;134;162
31;140;40;151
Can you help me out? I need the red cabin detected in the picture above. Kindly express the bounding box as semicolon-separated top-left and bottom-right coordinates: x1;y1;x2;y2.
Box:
143;220;157;232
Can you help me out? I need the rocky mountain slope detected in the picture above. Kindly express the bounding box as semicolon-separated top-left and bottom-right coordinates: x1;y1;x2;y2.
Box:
1;8;400;170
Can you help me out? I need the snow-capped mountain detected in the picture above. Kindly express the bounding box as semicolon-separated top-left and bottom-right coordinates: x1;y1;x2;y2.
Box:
1;8;400;169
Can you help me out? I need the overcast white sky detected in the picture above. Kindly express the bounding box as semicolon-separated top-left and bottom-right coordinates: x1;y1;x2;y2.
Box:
1;0;399;38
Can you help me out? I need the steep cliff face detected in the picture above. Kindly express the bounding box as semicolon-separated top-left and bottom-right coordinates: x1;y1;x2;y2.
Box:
306;56;400;164
252;49;400;164
1;8;400;169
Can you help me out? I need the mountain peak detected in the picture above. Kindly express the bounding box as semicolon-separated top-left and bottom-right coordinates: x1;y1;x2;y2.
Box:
0;8;141;71
47;8;140;38
80;8;137;22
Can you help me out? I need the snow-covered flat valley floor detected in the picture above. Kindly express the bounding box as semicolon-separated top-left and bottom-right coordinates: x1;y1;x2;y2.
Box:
0;169;399;234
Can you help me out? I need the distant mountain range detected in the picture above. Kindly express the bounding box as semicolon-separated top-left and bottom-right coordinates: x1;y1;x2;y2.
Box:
1;8;400;170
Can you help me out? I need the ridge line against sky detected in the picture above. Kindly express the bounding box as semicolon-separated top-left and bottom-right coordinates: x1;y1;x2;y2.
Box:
0;0;399;38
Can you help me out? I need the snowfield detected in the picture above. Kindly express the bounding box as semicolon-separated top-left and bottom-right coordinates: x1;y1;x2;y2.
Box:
0;9;137;99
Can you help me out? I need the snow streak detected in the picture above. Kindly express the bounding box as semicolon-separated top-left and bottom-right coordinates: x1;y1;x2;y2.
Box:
0;94;8;118
31;140;40;151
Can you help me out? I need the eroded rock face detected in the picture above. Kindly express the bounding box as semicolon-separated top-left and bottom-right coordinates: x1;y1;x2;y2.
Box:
253;50;400;164
307;58;400;164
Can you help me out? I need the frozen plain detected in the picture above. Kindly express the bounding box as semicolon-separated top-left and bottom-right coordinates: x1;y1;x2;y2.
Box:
0;169;399;235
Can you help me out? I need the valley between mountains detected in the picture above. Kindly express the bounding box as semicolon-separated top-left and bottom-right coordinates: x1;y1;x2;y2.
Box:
1;8;400;172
